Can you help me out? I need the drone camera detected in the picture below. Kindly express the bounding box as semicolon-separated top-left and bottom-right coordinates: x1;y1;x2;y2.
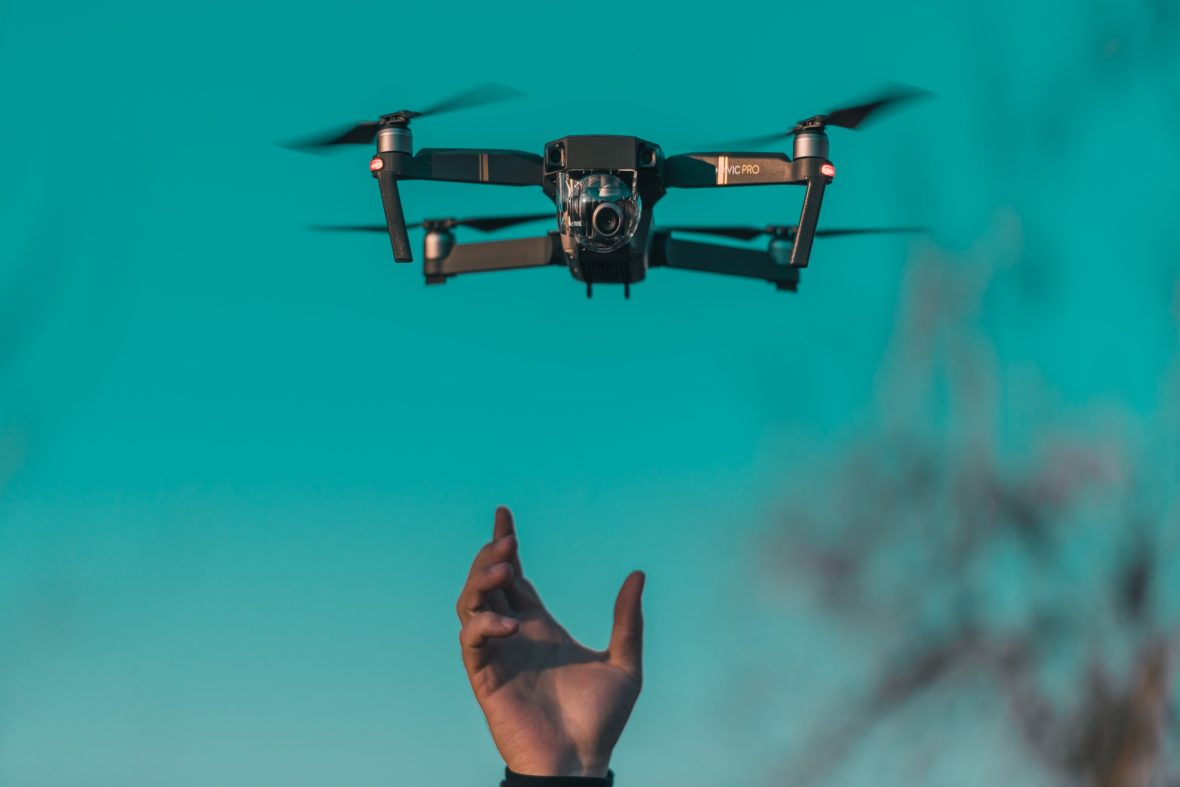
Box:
592;203;623;237
558;171;641;252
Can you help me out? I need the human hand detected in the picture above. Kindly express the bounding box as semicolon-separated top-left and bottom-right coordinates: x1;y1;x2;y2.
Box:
456;506;645;778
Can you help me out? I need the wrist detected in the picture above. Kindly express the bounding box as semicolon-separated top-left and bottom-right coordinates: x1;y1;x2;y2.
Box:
505;756;610;778
502;766;614;786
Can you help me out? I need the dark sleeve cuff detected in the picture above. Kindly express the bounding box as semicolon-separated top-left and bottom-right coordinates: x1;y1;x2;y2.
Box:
500;766;614;787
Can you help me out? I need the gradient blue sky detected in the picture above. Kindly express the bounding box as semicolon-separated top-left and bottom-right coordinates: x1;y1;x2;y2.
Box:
2;0;1178;785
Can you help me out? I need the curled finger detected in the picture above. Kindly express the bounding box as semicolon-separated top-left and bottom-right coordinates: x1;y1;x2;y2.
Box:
456;561;515;622
459;609;518;674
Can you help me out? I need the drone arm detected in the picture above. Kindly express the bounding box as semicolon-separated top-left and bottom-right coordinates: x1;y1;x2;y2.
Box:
423;233;563;280
664;153;832;267
664;152;798;187
400;148;545;186
648;232;800;290
371;148;544;263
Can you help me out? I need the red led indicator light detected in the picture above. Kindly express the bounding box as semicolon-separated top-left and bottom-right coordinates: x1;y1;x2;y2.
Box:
820;163;836;178
369;157;384;172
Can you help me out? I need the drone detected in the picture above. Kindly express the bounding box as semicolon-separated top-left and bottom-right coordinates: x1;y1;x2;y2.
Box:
295;84;926;298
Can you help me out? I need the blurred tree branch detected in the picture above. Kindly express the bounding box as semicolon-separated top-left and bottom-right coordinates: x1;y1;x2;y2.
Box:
761;238;1179;786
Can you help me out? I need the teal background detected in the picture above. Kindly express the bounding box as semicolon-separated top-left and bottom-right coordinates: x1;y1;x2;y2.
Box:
1;1;1177;785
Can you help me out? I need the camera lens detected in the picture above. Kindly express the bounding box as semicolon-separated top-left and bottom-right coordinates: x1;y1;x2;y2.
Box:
592;203;623;237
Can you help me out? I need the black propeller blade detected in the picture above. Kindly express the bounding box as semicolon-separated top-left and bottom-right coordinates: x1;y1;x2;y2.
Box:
661;225;769;241
812;227;927;238
711;84;930;150
310;212;552;234
433;212;553;233
665;225;927;240
412;83;524;119
818;85;930;131
309;224;391;233
288;82;525;150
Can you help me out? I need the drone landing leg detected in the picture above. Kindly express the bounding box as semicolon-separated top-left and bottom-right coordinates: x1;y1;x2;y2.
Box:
586;282;593;299
372;154;413;262
788;175;828;268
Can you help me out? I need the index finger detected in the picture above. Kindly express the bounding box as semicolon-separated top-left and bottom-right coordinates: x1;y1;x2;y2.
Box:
493;506;523;576
491;506;543;611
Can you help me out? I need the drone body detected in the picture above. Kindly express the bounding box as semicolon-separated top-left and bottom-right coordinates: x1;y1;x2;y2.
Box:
301;85;925;297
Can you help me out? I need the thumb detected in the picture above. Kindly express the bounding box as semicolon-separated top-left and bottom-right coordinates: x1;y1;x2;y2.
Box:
608;570;645;678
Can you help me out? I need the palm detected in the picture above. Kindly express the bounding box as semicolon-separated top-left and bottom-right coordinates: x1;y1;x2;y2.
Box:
475;610;640;768
457;508;645;778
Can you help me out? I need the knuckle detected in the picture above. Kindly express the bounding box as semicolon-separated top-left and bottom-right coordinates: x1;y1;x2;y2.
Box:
477;565;502;590
459;617;479;644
